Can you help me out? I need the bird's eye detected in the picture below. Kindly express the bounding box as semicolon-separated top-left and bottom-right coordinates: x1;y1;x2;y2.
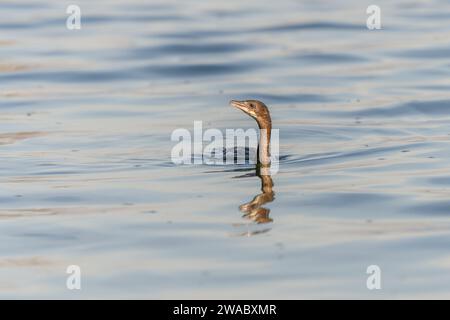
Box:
249;103;254;108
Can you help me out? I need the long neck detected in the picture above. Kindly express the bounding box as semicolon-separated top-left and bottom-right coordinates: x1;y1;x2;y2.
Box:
256;118;271;167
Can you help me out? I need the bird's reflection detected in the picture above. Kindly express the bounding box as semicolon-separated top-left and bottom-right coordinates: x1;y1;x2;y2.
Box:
239;166;274;224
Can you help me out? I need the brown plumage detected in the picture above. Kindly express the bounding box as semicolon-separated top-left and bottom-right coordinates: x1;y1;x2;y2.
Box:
229;100;272;166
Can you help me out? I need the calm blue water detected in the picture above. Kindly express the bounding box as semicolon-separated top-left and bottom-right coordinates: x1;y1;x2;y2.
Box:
2;0;450;298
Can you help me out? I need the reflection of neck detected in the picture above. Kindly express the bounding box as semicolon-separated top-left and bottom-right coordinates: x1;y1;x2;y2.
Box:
256;119;271;167
260;174;273;194
239;168;274;224
256;165;273;194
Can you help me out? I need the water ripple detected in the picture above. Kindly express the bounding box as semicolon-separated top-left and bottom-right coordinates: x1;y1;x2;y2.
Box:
257;21;363;32
332;100;450;118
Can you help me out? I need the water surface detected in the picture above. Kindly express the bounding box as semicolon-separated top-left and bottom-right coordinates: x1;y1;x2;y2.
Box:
2;0;450;298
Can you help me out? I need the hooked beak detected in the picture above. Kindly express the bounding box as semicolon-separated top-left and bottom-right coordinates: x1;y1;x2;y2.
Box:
229;100;248;112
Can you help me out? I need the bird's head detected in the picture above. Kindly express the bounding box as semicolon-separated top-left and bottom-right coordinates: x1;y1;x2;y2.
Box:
229;99;271;129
